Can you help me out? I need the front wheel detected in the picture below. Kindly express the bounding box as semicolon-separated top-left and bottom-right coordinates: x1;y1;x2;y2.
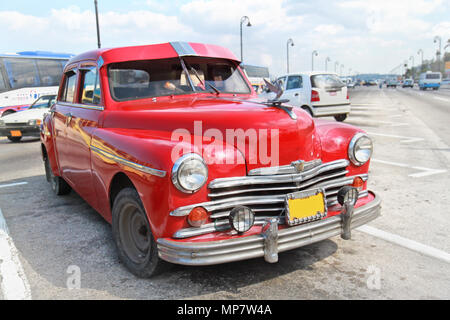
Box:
334;114;347;122
112;188;167;278
44;157;71;195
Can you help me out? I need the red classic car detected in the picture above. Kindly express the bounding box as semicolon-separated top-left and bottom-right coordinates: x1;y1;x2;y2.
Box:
41;42;380;277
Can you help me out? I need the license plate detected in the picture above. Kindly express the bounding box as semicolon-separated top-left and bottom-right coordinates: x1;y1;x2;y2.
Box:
285;189;327;226
329;91;337;96
10;130;22;137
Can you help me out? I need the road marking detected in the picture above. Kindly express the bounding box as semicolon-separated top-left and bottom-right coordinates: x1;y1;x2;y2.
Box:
372;158;447;178
0;209;32;300
367;132;424;143
358;225;450;264
0;182;28;189
433;96;449;102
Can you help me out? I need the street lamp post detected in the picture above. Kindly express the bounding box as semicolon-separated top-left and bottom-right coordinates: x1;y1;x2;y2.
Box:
417;49;424;72
434;36;442;72
409;56;414;79
340;64;344;76
325;57;330;71
335;61;339;73
311;50;318;71
240;16;252;62
286;38;294;73
94;0;101;49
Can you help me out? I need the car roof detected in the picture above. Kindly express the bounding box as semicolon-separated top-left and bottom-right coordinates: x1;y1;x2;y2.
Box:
65;41;239;71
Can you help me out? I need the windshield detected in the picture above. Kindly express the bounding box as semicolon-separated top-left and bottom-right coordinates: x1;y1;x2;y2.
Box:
30;95;56;109
108;57;250;101
310;74;345;89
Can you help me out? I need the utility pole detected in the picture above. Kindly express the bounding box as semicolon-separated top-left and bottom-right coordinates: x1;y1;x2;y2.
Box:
311;50;318;71
417;49;424;72
240;16;251;62
434;36;442;73
94;0;101;49
409;56;414;79
325;57;330;71
286;38;294;73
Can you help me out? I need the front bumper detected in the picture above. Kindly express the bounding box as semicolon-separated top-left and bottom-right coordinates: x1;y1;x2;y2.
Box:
0;125;40;137
157;191;381;266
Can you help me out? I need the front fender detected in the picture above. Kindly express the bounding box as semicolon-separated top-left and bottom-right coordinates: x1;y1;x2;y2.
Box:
90;128;246;239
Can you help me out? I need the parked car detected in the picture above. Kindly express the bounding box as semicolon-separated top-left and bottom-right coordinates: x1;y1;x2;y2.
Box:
402;79;414;88
266;72;350;121
41;42;380;277
386;79;398;88
0;94;56;142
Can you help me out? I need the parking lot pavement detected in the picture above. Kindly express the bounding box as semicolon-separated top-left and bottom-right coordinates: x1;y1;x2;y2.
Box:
0;87;449;300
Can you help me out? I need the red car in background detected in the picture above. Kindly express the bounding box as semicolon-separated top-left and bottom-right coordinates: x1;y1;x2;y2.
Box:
41;42;380;277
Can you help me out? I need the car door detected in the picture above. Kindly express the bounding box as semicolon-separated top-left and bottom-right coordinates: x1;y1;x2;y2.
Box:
63;62;104;209
283;75;303;107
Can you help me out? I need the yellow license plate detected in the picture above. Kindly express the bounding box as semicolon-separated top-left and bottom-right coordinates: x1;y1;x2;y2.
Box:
10;130;22;137
286;189;327;226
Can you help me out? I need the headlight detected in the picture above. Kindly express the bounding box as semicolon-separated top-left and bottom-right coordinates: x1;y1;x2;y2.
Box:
348;133;373;166
28;119;42;126
171;153;208;193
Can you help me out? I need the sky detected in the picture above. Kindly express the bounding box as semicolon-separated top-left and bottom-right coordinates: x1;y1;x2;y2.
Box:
0;0;449;76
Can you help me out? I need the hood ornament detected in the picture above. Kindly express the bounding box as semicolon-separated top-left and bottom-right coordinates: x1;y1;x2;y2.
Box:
260;79;297;120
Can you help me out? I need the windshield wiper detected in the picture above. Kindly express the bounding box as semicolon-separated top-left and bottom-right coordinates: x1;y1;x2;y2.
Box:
181;58;220;95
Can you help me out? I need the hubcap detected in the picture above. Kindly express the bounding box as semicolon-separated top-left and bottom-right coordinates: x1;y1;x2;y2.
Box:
119;203;151;264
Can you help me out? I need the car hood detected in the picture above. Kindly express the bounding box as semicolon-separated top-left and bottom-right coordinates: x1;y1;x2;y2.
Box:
2;108;49;123
104;96;322;172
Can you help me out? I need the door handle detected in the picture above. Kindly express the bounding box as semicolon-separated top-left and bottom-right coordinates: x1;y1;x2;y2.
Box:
64;112;73;126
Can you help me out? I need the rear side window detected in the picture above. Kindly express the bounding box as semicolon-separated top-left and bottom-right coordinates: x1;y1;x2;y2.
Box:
61;70;77;103
311;74;344;89
0;71;6;90
286;76;302;90
80;67;101;105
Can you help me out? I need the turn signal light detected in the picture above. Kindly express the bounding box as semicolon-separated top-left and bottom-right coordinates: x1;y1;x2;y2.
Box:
188;207;208;227
311;90;320;102
352;177;364;190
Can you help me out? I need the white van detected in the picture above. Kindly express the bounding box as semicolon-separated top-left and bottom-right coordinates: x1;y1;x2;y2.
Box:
418;71;441;90
275;72;350;121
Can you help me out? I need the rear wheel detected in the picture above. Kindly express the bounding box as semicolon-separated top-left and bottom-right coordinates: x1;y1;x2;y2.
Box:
7;136;22;142
44;157;71;195
301;106;313;117
334;114;347;122
112;188;167;278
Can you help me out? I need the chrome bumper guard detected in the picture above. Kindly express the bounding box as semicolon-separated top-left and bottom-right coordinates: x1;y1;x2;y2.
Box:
157;191;381;266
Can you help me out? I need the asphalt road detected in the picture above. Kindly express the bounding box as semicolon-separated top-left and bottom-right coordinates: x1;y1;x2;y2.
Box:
0;86;449;300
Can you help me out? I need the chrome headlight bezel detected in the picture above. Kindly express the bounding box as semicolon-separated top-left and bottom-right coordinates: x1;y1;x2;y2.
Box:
348;133;373;166
171;153;208;193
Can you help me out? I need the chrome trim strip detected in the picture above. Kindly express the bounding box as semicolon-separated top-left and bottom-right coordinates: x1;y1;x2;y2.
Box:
158;192;381;265
248;159;323;176
58;101;104;111
90;146;166;178
208;159;349;189
170;41;198;57
171;173;367;217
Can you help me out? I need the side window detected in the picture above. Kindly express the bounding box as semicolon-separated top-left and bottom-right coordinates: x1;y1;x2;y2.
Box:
80;67;101;105
286;76;302;90
36;59;64;86
4;58;40;89
0;70;6;90
60;70;77;103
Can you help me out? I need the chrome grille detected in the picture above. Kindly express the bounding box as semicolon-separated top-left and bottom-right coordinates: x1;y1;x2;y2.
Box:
170;159;368;219
205;159;367;220
5;122;27;127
